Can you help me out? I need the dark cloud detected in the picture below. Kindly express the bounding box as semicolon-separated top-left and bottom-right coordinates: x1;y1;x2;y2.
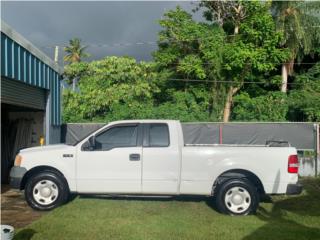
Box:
2;1;201;64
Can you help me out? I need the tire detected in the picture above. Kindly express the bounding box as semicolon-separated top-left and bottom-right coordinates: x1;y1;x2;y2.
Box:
24;171;70;211
214;178;259;216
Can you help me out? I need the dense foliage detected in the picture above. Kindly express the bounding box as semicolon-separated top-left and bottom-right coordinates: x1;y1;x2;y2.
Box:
287;62;320;121
63;1;320;123
64;57;163;122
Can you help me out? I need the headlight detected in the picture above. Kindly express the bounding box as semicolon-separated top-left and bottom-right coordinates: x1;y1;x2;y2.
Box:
14;155;22;166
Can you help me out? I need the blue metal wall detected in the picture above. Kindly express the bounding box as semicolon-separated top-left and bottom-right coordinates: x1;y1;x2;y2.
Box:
1;33;61;125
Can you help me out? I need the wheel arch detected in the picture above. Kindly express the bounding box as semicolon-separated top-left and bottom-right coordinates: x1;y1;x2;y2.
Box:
20;165;69;191
212;169;265;196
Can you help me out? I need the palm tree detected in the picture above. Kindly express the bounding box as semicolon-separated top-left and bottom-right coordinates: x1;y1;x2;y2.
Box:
64;38;90;63
64;38;90;90
272;1;320;93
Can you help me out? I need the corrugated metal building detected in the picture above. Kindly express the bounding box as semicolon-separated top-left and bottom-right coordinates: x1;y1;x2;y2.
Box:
1;21;63;183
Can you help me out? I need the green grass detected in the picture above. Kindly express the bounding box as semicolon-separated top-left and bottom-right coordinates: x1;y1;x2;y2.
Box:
14;178;320;240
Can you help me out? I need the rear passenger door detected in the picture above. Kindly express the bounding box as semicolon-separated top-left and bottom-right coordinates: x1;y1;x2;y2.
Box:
142;123;180;194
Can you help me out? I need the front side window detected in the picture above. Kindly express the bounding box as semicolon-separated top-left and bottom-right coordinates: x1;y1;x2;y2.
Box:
149;124;170;147
95;125;138;150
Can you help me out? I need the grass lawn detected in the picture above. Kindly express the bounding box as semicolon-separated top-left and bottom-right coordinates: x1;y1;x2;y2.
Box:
14;178;320;240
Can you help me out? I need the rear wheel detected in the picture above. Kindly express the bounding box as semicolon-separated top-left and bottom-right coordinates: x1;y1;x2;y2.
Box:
215;178;259;215
25;171;69;211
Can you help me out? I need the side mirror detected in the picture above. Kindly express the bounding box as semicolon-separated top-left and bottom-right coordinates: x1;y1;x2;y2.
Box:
88;136;96;150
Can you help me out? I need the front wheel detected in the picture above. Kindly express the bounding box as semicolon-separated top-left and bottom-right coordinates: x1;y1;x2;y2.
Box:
25;171;69;211
214;178;259;215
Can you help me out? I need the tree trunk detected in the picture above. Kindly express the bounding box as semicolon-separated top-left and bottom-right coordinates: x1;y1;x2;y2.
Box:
223;86;239;122
222;19;240;122
234;25;239;34
72;78;77;91
223;5;242;122
281;58;295;93
281;63;288;93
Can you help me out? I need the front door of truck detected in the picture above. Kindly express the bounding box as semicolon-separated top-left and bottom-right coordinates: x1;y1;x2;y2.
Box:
76;123;142;193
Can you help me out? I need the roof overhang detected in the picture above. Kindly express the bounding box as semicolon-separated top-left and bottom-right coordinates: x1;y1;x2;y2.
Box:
1;20;63;74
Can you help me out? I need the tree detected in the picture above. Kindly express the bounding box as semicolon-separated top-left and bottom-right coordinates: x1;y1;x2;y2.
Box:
221;1;290;122
196;0;248;33
287;61;320;121
63;55;215;123
64;38;90;89
64;38;90;64
232;92;288;121
63;56;165;122
153;6;226;121
272;1;320;92
155;3;289;122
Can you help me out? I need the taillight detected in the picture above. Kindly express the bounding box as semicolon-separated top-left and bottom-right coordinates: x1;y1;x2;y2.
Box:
288;155;299;173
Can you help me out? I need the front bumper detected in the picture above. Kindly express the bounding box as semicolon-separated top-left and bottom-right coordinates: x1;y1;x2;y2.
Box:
9;166;27;189
286;183;303;195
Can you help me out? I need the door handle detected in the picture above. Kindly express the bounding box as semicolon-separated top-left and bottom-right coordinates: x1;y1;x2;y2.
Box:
129;153;140;161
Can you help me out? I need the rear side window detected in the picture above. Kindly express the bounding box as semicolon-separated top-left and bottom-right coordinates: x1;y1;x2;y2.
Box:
149;124;170;147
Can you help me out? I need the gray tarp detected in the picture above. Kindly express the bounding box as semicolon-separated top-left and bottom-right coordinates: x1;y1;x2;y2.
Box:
222;123;315;149
61;122;316;150
183;123;316;150
182;124;220;145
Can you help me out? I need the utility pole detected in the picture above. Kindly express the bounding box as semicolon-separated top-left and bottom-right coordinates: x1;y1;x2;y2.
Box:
54;46;59;63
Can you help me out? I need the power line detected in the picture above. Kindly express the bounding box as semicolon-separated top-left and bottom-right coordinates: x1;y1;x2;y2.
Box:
40;41;158;49
40;45;320;66
40;36;221;48
39;24;320;49
166;78;304;85
161;62;319;65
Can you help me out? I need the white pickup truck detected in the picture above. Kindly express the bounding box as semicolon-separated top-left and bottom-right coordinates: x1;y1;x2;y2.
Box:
10;120;302;215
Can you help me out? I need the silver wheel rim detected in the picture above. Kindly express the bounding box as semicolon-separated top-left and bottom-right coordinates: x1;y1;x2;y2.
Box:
33;180;59;205
224;186;251;214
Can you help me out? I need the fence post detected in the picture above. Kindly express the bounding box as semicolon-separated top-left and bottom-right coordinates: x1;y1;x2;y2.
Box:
315;124;319;177
219;124;223;144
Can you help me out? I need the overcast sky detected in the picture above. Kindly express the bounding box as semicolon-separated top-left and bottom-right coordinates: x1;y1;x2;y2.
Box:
2;1;201;65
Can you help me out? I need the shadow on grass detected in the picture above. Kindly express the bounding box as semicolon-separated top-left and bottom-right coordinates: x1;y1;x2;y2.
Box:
78;192;276;214
13;229;36;240
243;178;320;240
69;193;78;201
78;193;224;214
79;194;209;203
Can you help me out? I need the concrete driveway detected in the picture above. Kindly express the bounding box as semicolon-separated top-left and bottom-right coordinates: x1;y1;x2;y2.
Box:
1;185;45;228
